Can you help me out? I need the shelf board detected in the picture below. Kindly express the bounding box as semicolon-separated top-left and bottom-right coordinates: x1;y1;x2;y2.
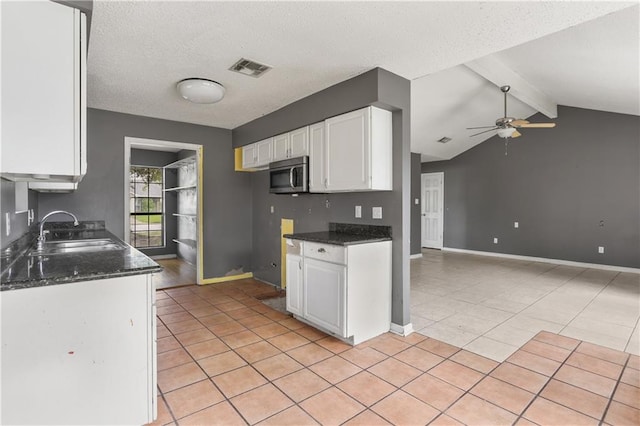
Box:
172;238;197;249
163;185;196;192
164;156;196;169
173;213;196;220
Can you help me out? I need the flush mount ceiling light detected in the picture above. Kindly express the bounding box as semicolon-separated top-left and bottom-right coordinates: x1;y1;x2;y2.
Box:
176;78;225;104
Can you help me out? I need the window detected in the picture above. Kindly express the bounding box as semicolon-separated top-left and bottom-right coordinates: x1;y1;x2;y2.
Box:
130;166;164;248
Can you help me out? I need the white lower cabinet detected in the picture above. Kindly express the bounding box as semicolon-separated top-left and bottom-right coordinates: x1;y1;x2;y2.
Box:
286;239;391;345
285;253;303;315
303;258;346;336
0;274;157;425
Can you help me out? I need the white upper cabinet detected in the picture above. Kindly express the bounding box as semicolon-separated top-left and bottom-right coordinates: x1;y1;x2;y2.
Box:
289;127;309;158
241;137;272;170
242;144;257;169
272;133;290;162
255;138;273;167
313;106;392;193
272;127;309;162
1;1;86;183
308;122;326;192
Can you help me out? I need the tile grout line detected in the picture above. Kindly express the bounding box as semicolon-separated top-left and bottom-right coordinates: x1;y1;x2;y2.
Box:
159;284;382;426
510;337;581;425
598;354;631;426
160;288;279;425
557;270;620;337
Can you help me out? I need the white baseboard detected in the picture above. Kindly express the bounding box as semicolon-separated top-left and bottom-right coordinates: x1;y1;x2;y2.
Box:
410;253;423;259
390;322;414;337
150;254;177;260
442;247;640;274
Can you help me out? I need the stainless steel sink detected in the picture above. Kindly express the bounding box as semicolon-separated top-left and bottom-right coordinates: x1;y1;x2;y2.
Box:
29;238;125;256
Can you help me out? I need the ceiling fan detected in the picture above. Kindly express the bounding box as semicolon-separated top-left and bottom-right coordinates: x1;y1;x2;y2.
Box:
467;85;556;139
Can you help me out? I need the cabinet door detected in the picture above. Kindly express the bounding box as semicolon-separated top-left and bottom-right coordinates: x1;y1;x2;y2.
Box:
289;127;309;158
325;108;370;191
1;1;85;181
308;122;325;192
242;144;257;169
272;133;290;162
303;258;346;336
285;254;303;315
255;138;273;167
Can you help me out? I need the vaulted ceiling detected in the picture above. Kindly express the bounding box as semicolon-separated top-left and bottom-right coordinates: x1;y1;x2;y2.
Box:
87;1;639;161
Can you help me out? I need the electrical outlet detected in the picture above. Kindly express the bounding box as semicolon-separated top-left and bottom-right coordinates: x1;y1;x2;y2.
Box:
598;246;605;254
270;206;274;214
493;237;498;244
415;198;419;205
514;222;519;228
372;207;383;219
355;205;362;218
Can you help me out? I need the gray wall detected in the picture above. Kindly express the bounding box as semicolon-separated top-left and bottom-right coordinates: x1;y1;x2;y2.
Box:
38;108;253;279
0;179;38;248
411;153;421;256
130;148;178;257
234;68;413;327
422;106;640;268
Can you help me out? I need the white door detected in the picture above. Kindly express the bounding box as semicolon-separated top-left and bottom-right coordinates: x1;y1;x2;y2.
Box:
421;172;444;248
303;258;346;336
285;254;303;315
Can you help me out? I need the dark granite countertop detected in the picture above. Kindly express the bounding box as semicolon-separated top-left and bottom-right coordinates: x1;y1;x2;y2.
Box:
1;221;162;291
284;223;392;246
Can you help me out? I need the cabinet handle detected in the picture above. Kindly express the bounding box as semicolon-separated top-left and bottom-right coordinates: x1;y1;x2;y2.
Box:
317;248;326;253
298;260;302;270
324;178;328;188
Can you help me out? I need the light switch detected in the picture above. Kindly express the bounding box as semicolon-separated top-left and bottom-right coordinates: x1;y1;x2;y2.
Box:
493;237;498;244
270;206;274;214
514;222;519;228
355;205;362;218
372;207;383;219
598;246;605;254
414;198;419;205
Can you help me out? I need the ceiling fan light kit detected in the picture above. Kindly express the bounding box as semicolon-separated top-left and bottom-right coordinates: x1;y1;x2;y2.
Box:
177;78;225;104
467;84;556;142
497;127;516;138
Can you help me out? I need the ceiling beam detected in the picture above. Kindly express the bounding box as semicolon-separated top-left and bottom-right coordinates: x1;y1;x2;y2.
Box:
465;56;558;118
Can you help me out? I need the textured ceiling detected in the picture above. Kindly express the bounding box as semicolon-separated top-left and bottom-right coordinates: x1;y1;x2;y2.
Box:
87;1;637;160
412;5;640;161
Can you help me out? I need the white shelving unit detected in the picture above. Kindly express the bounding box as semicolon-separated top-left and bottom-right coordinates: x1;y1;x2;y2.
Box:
163;185;196;192
164;155;198;265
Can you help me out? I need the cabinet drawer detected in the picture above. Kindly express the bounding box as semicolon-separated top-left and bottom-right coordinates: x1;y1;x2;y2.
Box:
303;242;346;264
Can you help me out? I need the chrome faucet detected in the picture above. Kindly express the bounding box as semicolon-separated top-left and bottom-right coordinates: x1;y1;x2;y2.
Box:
37;210;79;250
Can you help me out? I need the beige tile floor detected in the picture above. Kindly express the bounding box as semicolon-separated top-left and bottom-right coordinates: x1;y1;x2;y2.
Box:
150;279;640;425
411;249;640;362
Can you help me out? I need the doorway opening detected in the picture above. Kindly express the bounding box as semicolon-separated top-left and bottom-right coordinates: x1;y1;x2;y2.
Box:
124;137;204;285
421;172;444;249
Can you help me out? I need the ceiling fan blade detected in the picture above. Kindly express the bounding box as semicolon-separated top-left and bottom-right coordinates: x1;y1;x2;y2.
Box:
511;119;529;126
469;127;498;137
518;123;556;128
511;130;522;138
466;125;498;130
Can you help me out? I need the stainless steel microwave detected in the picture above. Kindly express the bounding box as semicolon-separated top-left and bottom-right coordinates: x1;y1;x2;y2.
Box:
269;156;309;194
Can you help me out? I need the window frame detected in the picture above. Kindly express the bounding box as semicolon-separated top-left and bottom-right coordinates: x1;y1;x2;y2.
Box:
129;165;165;249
